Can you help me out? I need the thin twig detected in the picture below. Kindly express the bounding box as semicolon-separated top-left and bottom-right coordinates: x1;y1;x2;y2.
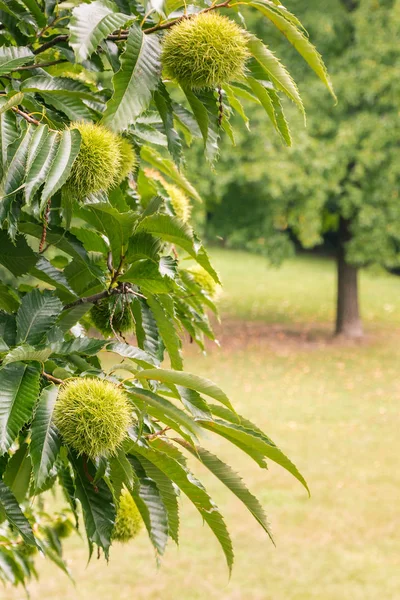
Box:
146;426;171;440
63;288;117;311
42;372;64;385
11;106;41;125
33;34;69;55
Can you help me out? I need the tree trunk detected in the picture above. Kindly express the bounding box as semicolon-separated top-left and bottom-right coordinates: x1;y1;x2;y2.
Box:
335;217;363;338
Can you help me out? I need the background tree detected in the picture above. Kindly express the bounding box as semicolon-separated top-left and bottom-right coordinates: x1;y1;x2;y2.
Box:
0;0;331;589
201;0;400;338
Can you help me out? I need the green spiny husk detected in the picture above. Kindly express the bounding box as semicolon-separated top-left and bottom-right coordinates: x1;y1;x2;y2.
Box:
186;264;219;298
112;488;143;543
117;137;137;183
90;295;134;338
161;13;249;89
53;378;132;459
165;183;191;223
66;122;122;199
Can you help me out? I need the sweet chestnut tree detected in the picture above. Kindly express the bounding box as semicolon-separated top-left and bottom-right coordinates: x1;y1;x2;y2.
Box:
0;0;333;588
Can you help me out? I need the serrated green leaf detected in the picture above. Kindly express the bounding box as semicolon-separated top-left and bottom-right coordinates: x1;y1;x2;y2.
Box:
40;92;95;121
127;457;169;556
246;76;291;146
135;368;234;410
3;443;32;503
30;256;77;301
176;386;212;420
78;203;137;263
0;481;37;546
246;1;336;99
0;103;18;180
146;294;182;369
0;362;40;455
2;344;52;365
125;231;161;263
136;454;179;544
70;227;108;254
0;124;33;200
70;452;116;558
25;128;60;204
0;46;33;75
41;128;81;205
181;86;219;164
129;442;234;571
102;24;161;131
136;213;219;283
30;384;61;490
177;440;274;543
16;289;63;346
247;34;304;117
0;92;24;116
109;447;136;501
53;337;106;356
69;0;129;62
58;462;78;527
127;386;201;439
0;232;37;277
120;259;173;294
199;418;309;494
56;303;92;334
21;76;98;100
106;340;158;367
154;82;182;165
0;312;16;348
0;282;20;313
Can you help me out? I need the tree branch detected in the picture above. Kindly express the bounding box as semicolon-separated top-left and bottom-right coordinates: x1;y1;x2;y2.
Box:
32;1;232;55
33;34;69;55
63;288;122;311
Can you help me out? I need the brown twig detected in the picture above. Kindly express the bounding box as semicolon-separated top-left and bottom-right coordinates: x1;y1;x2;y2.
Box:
146;426;171;440
39;198;52;253
33;34;69;55
11;106;41;125
63;288;118;311
42;372;64;385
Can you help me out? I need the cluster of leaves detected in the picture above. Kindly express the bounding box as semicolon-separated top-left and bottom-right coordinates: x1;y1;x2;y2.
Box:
0;0;331;589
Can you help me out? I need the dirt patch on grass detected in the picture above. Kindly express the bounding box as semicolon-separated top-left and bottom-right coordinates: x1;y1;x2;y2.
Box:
192;319;381;355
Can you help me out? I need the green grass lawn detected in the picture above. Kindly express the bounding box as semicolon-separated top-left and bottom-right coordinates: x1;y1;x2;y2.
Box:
4;251;400;600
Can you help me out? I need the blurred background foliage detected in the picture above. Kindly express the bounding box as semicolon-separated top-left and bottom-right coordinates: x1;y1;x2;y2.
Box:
191;0;400;270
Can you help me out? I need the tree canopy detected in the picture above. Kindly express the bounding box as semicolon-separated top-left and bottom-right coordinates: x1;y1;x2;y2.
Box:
0;0;332;589
201;0;399;335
